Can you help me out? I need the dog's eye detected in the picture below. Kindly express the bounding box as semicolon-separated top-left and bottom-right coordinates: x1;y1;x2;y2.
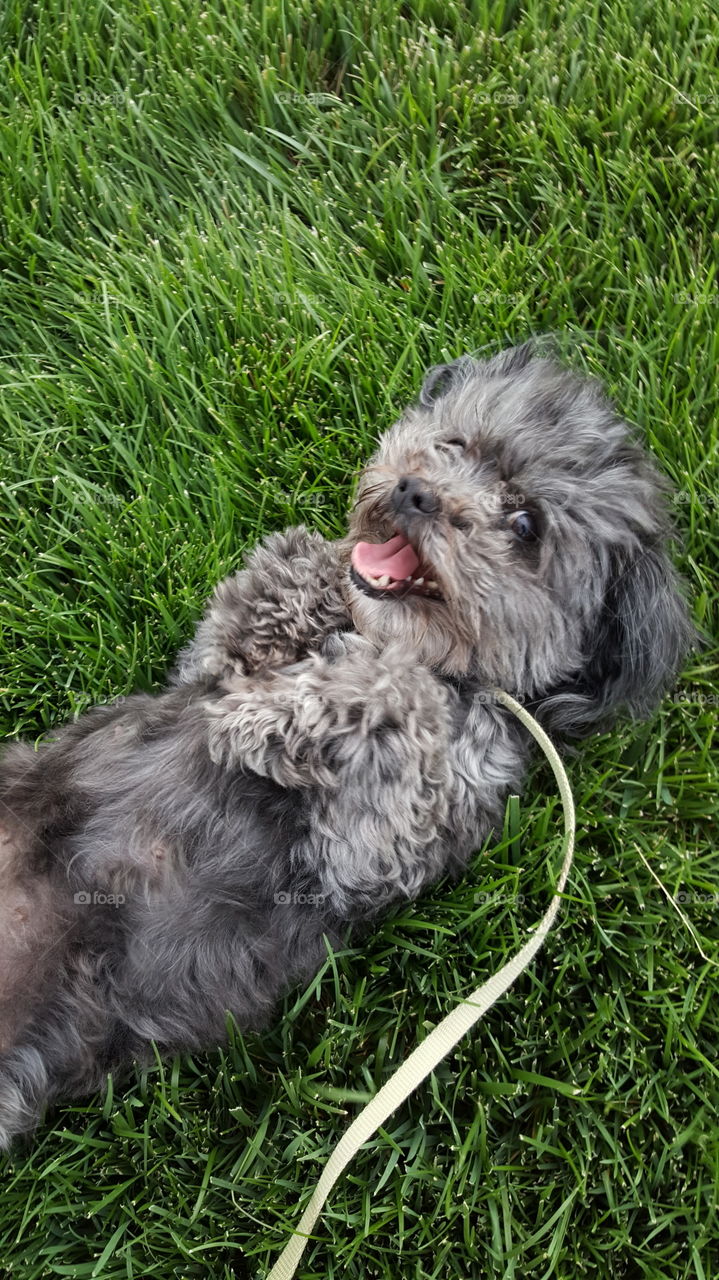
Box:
444;438;466;449
508;510;538;542
450;514;472;532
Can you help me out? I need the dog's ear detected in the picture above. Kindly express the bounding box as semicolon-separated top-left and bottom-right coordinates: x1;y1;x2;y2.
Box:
419;357;475;407
537;544;696;736
419;344;541;407
482;339;538;379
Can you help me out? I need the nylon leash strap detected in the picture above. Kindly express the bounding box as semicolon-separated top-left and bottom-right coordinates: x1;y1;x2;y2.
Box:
264;689;576;1280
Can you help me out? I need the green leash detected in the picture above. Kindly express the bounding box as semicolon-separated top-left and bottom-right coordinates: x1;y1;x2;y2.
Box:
265;690;576;1280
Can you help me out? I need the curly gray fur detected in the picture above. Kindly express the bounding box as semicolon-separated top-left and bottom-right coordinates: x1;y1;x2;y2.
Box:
0;344;694;1146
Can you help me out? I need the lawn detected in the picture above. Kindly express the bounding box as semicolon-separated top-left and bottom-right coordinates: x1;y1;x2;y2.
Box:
0;0;718;1276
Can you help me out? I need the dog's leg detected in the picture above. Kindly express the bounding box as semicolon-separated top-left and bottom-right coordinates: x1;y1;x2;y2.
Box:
206;634;460;914
440;691;530;850
172;526;351;683
0;965;119;1149
292;672;530;917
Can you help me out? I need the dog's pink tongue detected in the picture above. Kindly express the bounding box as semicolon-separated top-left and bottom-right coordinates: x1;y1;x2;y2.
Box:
352;534;420;582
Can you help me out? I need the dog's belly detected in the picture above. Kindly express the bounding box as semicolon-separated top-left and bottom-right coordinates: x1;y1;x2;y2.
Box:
103;782;326;1050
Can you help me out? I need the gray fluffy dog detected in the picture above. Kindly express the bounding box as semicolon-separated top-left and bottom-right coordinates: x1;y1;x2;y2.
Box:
0;344;694;1146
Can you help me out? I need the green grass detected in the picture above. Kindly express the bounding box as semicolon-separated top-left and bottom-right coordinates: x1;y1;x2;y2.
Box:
0;0;718;1275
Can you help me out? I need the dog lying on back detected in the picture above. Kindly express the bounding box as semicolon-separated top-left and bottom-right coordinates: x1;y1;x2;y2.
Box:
0;344;693;1146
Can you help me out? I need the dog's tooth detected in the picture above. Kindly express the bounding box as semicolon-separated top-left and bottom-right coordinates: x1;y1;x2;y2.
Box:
377;574;391;587
426;579;438;590
405;575;413;582
413;577;424;587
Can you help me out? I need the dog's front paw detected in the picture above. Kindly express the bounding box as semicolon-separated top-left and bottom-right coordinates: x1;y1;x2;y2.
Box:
205;677;339;789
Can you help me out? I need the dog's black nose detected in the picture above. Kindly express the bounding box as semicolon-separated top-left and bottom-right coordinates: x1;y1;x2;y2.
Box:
391;476;441;517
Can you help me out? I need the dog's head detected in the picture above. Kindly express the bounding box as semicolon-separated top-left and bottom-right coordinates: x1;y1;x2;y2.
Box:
345;343;695;734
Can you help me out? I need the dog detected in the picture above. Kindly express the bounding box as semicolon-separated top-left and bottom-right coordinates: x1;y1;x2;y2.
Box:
0;343;694;1147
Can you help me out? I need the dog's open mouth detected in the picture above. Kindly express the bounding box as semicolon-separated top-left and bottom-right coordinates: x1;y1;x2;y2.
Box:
350;533;444;601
